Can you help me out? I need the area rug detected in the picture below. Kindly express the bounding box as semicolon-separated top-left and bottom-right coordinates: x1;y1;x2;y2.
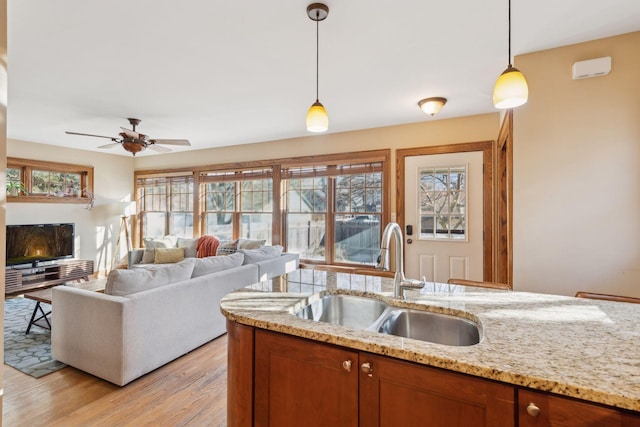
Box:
4;297;67;378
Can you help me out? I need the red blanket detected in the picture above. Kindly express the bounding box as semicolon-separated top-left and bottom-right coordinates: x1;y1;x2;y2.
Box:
196;235;220;258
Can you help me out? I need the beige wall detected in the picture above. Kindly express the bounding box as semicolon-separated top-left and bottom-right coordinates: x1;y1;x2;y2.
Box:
1;0;6;417
134;113;500;212
7;140;135;275
514;31;640;296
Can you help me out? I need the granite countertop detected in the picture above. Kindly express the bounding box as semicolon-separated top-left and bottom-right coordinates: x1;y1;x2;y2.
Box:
220;269;640;412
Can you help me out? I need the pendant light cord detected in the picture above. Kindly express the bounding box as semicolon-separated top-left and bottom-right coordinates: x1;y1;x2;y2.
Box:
508;0;512;65
315;11;320;102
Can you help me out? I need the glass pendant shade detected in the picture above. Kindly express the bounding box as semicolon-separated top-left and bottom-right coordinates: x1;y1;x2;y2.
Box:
493;65;529;109
418;97;447;116
306;100;329;133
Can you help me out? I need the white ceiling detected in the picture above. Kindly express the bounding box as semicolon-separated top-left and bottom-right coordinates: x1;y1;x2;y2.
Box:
7;0;640;156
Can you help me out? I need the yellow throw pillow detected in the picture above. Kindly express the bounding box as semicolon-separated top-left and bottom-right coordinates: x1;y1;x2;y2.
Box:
154;247;185;264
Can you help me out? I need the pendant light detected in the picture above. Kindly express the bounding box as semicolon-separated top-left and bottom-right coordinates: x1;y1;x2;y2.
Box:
493;0;528;109
306;3;329;133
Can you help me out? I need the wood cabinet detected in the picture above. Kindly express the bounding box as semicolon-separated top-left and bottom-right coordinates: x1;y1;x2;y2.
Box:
5;259;94;294
518;389;640;427
360;352;514;427
254;329;359;427
227;322;639;427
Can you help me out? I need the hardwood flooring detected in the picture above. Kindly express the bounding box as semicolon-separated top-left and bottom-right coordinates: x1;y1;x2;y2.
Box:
3;335;228;426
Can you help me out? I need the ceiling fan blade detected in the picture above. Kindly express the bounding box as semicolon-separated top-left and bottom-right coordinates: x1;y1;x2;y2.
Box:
120;127;147;140
148;144;172;153
149;139;191;146
66;131;117;140
97;142;121;149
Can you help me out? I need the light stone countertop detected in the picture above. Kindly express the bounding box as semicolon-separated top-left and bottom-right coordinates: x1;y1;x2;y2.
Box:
220;269;640;412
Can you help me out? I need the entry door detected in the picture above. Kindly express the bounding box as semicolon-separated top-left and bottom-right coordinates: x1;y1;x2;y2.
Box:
404;152;483;283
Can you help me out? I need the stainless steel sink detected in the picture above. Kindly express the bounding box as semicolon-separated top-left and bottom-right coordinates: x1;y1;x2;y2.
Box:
376;309;480;346
295;294;480;346
295;294;388;329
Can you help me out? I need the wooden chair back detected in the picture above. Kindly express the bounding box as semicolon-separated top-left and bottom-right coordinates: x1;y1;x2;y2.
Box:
447;278;511;290
574;291;640;304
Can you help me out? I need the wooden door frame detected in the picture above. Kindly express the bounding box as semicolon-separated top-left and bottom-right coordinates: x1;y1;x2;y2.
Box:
496;111;513;285
396;141;494;282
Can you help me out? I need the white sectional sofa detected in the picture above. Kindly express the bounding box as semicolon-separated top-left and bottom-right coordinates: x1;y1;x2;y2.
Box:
51;250;299;386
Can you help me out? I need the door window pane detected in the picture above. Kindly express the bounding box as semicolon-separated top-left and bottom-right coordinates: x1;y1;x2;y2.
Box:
418;166;467;241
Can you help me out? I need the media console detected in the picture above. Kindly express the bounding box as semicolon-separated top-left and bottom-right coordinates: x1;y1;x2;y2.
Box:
5;259;94;295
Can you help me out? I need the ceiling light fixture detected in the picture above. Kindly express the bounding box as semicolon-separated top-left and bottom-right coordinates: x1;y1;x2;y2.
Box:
306;3;329;133
418;97;447;116
493;0;528;109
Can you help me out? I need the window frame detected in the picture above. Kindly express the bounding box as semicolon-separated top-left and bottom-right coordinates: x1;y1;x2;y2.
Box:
136;173;195;240
132;149;390;268
6;157;94;204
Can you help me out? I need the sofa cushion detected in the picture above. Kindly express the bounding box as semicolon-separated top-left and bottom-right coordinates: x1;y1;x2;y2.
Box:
154;247;186;264
105;258;196;296
192;252;245;278
239;245;283;264
238;238;266;249
216;239;239;255
177;238;199;258
141;236;178;263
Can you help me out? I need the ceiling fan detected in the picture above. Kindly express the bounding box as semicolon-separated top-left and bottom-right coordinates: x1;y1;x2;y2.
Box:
65;118;191;156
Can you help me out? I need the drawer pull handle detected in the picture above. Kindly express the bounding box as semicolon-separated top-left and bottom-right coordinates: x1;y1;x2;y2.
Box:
526;402;541;417
361;362;373;377
342;360;352;372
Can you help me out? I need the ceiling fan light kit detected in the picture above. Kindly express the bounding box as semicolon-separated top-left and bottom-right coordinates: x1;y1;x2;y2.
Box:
493;0;528;109
306;3;329;133
418;97;447;116
66;118;191;156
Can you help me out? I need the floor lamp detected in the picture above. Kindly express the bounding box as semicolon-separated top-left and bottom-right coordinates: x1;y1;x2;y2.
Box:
111;215;132;270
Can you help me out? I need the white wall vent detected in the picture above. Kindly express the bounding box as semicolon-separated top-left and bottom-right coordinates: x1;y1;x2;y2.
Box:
572;56;611;80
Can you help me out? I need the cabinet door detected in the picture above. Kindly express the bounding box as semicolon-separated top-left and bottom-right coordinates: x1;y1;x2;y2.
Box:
518;389;640;427
359;353;515;427
254;329;359;427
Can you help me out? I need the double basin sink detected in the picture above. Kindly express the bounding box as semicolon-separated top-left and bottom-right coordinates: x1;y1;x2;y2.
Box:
295;294;480;346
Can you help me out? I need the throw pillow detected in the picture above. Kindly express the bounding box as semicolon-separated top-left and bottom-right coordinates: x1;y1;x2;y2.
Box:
238;238;266;249
192;252;245;278
154;247;186;264
142;236;178;264
105;258;196;296
216;239;239;256
177;237;198;258
239;245;283;264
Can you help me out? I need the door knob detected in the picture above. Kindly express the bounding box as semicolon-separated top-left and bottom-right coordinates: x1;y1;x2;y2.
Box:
342;360;352;372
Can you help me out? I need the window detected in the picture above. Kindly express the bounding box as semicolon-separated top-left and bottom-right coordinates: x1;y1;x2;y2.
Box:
201;169;273;244
284;171;327;261
334;170;382;264
283;161;384;266
137;175;194;239
6;158;93;204
418;166;467;240
31;170;81;196
133;149;389;267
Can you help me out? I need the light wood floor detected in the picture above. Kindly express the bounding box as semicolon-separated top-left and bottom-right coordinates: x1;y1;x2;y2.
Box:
3;335;228;426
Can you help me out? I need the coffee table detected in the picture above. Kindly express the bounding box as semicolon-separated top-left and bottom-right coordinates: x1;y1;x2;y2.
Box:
23;279;106;334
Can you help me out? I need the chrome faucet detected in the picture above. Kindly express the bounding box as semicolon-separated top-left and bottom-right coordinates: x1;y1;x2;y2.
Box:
376;222;425;299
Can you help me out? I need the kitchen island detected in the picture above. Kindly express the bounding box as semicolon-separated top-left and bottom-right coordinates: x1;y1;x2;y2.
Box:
221;269;640;426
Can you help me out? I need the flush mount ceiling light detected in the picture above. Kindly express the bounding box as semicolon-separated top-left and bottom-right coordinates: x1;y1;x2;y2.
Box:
493;0;528;109
418;97;447;116
306;3;329;133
